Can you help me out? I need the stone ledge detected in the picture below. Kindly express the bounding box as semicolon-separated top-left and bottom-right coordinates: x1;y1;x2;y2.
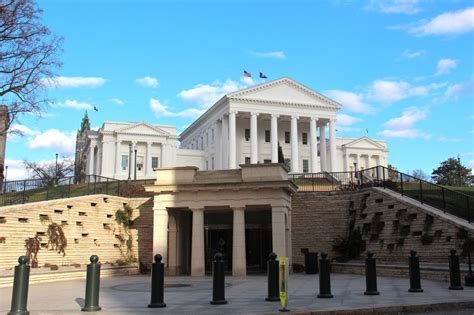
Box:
0;264;139;288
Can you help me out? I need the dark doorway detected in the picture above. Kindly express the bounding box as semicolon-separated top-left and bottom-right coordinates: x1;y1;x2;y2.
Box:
204;212;233;274
245;210;272;273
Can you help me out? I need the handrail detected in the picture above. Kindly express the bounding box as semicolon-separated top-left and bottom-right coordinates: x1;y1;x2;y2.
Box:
290;165;473;223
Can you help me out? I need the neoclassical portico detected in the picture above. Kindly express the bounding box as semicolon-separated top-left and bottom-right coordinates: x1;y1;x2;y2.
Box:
180;77;343;173
145;164;297;276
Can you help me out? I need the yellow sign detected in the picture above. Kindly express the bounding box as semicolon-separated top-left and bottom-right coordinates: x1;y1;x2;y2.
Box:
279;256;288;310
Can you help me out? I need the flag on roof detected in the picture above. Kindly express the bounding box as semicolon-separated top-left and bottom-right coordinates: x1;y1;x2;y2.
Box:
243;70;252;77
259;72;267;79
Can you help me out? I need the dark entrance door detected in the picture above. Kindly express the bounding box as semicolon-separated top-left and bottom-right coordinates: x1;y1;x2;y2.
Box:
245;210;272;273
204;212;233;274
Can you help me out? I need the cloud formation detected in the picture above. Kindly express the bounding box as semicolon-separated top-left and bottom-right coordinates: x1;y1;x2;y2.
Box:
136;76;159;88
52;99;94;110
41;76;106;88
408;7;474;36
28;129;76;155
336;114;363;126
434;58;457;76
378;107;431;139
324;90;373;114
366;0;421;15
109;98;125;105
150;99;205;118
248;51;286;59
402;49;425;59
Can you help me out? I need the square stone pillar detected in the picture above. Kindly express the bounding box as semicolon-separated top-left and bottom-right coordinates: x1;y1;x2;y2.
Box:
153;207;169;267
271;206;288;259
191;208;205;276
319;123;327;172
232;207;246;276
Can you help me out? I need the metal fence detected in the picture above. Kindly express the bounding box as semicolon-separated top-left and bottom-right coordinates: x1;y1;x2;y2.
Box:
290;166;473;223
0;175;155;207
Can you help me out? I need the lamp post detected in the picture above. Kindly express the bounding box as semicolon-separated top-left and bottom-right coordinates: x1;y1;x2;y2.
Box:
134;148;137;180
457;155;462;187
128;143;132;180
55;153;58;185
3;165;7;193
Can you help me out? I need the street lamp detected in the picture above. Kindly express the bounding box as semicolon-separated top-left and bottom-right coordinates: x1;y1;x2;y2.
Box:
128;143;132;180
134;148;137;180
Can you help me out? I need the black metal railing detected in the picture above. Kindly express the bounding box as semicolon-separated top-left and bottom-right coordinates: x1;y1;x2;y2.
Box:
0;175;155;207
290;166;473;223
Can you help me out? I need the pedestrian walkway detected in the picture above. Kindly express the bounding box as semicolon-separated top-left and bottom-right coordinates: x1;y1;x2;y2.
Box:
1;273;473;314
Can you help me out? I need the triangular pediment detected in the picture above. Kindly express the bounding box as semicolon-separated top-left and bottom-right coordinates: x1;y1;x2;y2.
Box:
228;77;342;109
343;137;386;150
115;122;170;136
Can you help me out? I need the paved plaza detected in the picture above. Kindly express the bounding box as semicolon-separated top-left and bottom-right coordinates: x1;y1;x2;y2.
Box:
1;273;474;314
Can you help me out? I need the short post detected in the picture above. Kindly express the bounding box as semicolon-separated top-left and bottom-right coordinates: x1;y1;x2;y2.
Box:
210;252;227;305
266;253;280;301
8;256;30;315
408;250;423;292
364;252;379;295
317;252;333;298
465;240;474;287
148;254;166;308
82;255;102;311
448;250;463;290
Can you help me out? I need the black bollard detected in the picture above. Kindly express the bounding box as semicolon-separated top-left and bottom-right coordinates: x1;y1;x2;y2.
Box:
148;254;166;308
448;249;463;290
82;255;102;311
210;252;227;305
408;250;423;292
8;256;30;315
266;253;280;302
317;253;333;298
364;252;379;295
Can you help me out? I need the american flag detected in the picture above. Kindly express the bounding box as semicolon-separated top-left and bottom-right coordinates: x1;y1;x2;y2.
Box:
259;72;268;79
243;70;252;77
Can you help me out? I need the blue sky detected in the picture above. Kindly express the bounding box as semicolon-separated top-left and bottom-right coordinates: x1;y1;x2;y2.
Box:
6;0;474;179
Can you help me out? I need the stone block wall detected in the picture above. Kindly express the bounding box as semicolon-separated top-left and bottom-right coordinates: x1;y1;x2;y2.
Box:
291;188;473;265
0;195;153;271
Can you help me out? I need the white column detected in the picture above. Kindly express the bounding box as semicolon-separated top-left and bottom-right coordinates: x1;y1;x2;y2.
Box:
320;123;327;172
229;111;237;169
310;117;318;172
146;142;152;177
221;115;229;169
271;206;288;259
290;116;299;172
355;154;360;171
115;140;121;178
215;120;222;169
343;152;349;172
329;119;337;172
232;207;246;276
191;208;205;276
153;207;169;266
250;112;259;164
271;114;279;163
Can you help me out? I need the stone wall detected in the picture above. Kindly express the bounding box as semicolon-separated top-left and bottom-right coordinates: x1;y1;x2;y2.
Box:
0;195;153;271
291;188;473;265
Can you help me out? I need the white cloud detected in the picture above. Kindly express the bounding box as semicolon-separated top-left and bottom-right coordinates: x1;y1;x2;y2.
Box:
4;158;28;180
150;98;205;119
438;136;461;143
325;90;373;114
435;58;457;76
178;78;253;108
384;106;428;129
368;80;411;103
435;78;474;102
10;124;39;137
136;76;159;88
408;7;474;36
109;98;125;105
378;129;431;139
402;49;425;59
336;114;363;126
366;0;421;14
248;51;286;59
41;76;106;88
28;129;76;155
52;99;94;110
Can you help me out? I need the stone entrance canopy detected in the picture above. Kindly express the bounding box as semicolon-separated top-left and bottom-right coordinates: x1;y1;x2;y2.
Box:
145;163;297;276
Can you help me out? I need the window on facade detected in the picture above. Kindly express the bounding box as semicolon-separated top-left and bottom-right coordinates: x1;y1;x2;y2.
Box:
121;155;129;171
211;157;215;170
285;131;290;144
206;133;209;147
264;159;271;164
245;157;251;164
136;156;144;171
284;158;291;170
303;159;309;173
201;137;204;150
265;130;270;142
206;160;208;170
211;129;214;143
245;129;250;141
151;157;159;169
302;133;308;145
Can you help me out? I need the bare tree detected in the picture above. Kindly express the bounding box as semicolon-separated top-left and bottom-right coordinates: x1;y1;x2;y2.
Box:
0;0;62;132
23;158;74;186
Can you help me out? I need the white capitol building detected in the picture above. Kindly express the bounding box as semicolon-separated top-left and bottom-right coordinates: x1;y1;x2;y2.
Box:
76;77;389;179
